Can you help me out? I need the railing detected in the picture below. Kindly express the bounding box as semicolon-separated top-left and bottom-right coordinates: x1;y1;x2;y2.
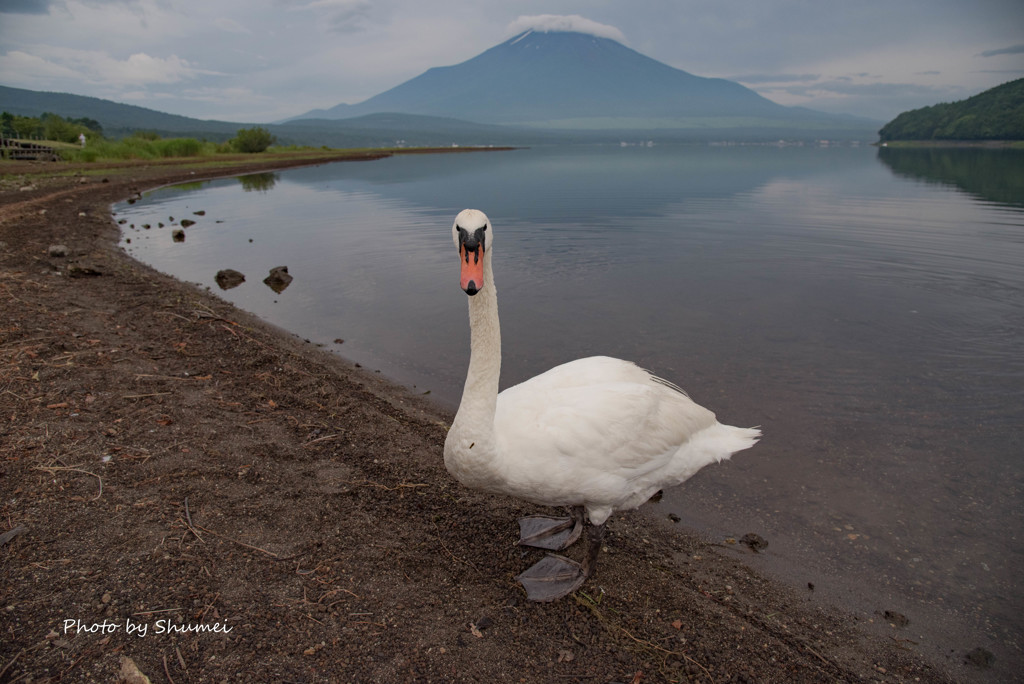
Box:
0;137;60;161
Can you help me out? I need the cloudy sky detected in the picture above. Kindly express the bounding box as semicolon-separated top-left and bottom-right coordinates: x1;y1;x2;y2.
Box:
1;0;1022;123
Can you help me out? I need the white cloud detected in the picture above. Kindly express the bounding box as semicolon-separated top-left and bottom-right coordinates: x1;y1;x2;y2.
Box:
979;43;1024;57
106;52;211;85
0;46;215;89
1;1;1020;122
0;50;79;86
506;14;627;43
299;0;373;33
732;73;821;85
214;17;252;34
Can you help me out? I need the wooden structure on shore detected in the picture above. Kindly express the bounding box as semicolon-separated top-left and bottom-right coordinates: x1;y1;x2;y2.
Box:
1;137;60;161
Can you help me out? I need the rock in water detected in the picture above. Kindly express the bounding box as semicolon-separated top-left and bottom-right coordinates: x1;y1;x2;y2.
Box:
740;533;768;553
264;265;293;293
215;269;246;290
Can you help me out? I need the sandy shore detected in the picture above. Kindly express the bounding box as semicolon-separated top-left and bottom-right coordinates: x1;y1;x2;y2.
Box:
0;153;949;682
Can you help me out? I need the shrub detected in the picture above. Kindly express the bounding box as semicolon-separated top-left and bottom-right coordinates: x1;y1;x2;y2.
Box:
155;137;203;157
231;127;276;153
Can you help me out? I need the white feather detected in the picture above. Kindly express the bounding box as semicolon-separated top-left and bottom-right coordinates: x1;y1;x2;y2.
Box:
443;210;759;527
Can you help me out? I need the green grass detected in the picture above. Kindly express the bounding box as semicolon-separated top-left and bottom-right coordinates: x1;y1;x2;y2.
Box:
1;140;503;173
59;136;222;162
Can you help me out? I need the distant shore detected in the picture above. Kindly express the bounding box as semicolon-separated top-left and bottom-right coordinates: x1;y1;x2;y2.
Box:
877;139;1024;148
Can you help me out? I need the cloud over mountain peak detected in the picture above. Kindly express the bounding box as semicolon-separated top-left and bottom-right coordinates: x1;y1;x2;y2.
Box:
505;14;626;44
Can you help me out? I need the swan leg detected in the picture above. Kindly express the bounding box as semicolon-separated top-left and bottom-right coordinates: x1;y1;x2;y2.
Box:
517;506;584;550
581;522;606;578
517;521;606;602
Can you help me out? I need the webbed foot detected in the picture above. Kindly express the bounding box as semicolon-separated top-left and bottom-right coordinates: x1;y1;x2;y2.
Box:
518;507;584;550
517;521;607;602
515;554;586;602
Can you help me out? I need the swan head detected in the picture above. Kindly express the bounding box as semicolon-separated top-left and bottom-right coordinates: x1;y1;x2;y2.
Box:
452;209;491;296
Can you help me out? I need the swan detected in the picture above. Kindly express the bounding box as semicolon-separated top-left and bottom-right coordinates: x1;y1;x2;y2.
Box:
443;209;760;601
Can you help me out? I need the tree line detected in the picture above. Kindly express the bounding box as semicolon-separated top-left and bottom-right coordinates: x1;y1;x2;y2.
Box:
1;111;103;143
879;78;1024;142
1;110;277;155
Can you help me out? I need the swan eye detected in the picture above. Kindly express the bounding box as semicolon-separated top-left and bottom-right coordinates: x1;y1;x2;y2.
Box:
457;226;486;251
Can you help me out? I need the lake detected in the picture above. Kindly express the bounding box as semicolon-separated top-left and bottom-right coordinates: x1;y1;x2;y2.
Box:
115;144;1024;677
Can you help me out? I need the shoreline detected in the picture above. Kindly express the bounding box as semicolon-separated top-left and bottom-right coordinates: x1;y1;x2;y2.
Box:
875;139;1024;148
1;154;952;681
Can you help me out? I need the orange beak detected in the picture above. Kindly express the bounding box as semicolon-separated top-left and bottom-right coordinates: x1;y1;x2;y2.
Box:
459;243;484;295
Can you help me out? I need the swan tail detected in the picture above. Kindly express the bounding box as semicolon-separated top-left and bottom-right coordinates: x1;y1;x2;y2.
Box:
673;423;760;481
709;423;761;460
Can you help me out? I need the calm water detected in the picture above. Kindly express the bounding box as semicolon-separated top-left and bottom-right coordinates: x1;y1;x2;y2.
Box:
116;145;1024;676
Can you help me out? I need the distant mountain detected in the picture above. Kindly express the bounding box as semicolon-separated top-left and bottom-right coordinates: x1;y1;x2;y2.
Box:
0;84;562;147
290;30;874;132
0;84;243;138
1;30;879;147
879;78;1024;141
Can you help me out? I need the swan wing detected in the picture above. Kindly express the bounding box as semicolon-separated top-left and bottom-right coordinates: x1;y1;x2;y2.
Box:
493;357;723;510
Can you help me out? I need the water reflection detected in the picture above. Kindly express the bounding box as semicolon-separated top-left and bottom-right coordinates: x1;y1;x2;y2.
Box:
114;146;1024;677
239;172;279;193
877;146;1024;207
276;145;879;221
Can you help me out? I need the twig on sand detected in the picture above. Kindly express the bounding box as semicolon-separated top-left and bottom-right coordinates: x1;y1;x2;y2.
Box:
134;373;208;381
33;464;103;500
163;654;176;684
132;607;183;616
431;518;479;573
175;646;187;671
193;523;279;558
345;479;428;492
181;497;203;542
0;648;25;680
155;310;193;323
574;593;715;683
302;433;340;448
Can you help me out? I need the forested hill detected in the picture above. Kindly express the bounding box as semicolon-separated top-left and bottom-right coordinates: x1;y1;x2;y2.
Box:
878;78;1024;142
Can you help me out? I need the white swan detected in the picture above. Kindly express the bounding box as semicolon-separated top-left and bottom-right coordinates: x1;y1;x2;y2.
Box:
443;209;760;601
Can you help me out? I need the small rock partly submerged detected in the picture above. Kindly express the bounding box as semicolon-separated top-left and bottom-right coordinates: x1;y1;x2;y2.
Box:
215;269;246;290
264;265;293;293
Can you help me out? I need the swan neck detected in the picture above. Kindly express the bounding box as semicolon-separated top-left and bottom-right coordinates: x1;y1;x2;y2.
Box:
463;253;500;415
445;251;501;486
